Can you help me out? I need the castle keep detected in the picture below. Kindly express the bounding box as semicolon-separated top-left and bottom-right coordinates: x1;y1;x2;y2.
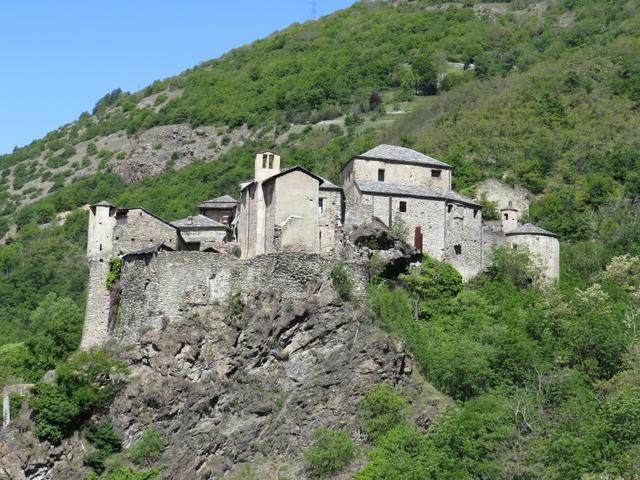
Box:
81;144;559;349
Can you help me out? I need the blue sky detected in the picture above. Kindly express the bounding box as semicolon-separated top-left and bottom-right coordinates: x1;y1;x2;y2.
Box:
0;0;354;155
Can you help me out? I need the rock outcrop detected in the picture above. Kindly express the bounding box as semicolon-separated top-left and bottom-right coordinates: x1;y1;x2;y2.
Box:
2;271;449;479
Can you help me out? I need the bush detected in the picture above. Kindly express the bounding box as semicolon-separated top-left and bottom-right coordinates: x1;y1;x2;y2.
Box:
30;350;128;444
127;428;166;467
359;384;409;443
304;428;357;479
331;263;353;301
398;256;463;319
106;257;123;290
488;245;540;287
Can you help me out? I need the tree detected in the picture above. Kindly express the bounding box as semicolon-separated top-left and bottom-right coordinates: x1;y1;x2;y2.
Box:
399;256;463;319
411;55;437;96
24;293;83;379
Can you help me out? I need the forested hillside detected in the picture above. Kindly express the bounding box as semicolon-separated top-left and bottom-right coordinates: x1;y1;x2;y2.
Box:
2;1;640;479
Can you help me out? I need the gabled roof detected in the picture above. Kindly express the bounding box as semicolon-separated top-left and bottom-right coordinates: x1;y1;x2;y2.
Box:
262;166;324;185
171;214;228;230
318;175;342;191
355;180;480;207
347;144;452;170
116;207;180;232
199;195;239;209
505;223;559;238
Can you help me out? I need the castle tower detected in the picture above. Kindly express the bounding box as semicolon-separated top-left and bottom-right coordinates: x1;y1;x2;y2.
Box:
81;201;117;349
501;205;519;233
254;151;281;181
506;224;560;281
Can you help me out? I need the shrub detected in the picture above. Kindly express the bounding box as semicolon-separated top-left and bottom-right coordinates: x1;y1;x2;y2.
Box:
488;245;540;287
106;257;123;290
331;263;353;301
84;421;123;474
359;384;409;443
30;350;128;444
304;428;357;479
398;256;463;319
127;428;166;467
8;392;23;420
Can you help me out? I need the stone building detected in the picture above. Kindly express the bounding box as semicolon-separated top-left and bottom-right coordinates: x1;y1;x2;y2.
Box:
236;153;343;259
506;223;560;280
171;215;230;251
342;145;483;280
80;145;561;349
198;195;239;228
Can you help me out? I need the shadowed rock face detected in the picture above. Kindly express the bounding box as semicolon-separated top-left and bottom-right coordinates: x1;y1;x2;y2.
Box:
2;280;447;480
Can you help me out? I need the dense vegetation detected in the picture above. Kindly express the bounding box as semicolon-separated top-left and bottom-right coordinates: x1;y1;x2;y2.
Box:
1;0;640;477
360;245;640;479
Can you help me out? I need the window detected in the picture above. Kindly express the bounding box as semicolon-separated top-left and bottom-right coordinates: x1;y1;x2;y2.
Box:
399;201;407;213
448;204;453;213
116;213;128;225
454;244;462;255
378;169;385;182
432;169;442;178
504;213;509;220
319;198;325;215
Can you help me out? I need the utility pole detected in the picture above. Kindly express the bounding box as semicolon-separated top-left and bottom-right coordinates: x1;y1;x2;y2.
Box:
311;0;317;19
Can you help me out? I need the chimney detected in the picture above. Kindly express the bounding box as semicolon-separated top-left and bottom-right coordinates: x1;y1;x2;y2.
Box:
187;216;193;225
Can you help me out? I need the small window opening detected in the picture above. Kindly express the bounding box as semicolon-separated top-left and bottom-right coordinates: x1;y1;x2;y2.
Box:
319;197;325;215
432;169;442;178
399;201;407;213
448;204;453;213
131;238;135;242
512;244;518;250
115;236;119;240
454;244;462;255
378;169;385;182
504;213;509;220
99;243;102;251
473;209;479;218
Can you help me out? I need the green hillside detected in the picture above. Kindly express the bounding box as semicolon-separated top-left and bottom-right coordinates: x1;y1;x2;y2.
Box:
2;1;640;478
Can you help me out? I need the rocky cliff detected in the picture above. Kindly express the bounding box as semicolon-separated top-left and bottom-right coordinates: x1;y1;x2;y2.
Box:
1;258;449;479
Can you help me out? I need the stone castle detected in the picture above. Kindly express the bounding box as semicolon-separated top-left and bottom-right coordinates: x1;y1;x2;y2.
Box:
81;144;559;349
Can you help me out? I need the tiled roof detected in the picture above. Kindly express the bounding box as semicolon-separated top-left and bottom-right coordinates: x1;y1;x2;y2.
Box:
506;223;559;238
171;215;228;229
356;144;452;169
199;195;239;209
355;180;480;207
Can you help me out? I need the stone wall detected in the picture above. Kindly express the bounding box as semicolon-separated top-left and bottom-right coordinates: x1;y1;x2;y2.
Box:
115;252;369;344
508;233;560;280
81;259;112;349
475;178;530;214
444;203;484;281
319;189;343;255
350;158;452;191
112;209;180;255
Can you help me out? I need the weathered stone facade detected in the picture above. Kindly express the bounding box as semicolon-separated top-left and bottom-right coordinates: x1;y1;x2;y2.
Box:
80;145;561;349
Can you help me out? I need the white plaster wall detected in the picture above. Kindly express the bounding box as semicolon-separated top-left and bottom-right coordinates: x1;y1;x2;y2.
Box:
274;172;320;254
351;158;452;191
